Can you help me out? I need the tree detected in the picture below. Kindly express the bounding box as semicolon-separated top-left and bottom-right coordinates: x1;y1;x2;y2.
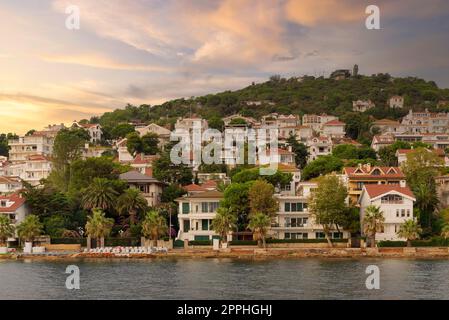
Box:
302;155;344;181
248;212;271;248
211;207;237;245
0;215;15;246
208;116;224;130
85;209;114;248
221;182;254;231
126;132;143;156
110;123;136;139
141;210;168;246
308;174;348;247
81;178;118;211
402;148;443;231
50;128;90;191
141;133;159;155
397;219;422;247
286;134;308;169
117;188;148;225
17;215;43;244
231;167;292;187
362;205;385;248
441;224;449;239
248;180;278;217
153;152;193;185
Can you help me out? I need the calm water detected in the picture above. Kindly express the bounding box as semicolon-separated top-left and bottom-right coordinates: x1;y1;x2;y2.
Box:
1;258;449;300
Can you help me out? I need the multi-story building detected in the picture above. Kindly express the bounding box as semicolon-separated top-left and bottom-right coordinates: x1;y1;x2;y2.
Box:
119;171;165;207
353;100;375;112
261;113;299;128
302;114;338;132
176;190;224;241
400;109;449;134
343;164;406;204
371;119;403;134
72;121;102;144
136;123;172;149
396;148;448;166
306;136;333;161
3;155;52;186
359;184;415;241
8;134;54;163
322;120;346;138
389;95;404;109
0;176;22;194
271;182;349;240
371;134;395;152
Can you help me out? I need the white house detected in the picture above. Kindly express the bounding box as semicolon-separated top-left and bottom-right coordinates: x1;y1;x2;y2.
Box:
3;155;52;186
389;96;404;109
0;176;22;194
359;184;416;241
322;120;346;138
8;134;54;163
0;194;29;237
353;100;375;112
136;123;171;149
116;138;134;163
176;190;224;241
119;171;165;207
72;121;102;144
306;136;333;161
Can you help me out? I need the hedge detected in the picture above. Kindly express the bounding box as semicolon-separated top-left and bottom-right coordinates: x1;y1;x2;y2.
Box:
51;238;141;247
266;238;347;244
188;239;348;246
378;237;449;248
51;238;87;246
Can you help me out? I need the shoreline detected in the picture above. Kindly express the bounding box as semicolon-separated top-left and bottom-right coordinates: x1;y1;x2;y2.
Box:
2;247;449;261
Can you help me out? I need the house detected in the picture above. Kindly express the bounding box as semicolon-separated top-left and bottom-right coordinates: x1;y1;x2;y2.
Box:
119;171;165;207
136;123;171;149
322;120;346;138
306;136;333;161
371;119;403;134
396;148;448;166
182;184;208;195
129;154;159;176
353;100;375;112
8;133;54;163
0;176;22;194
116;138;134;162
223;114;258;127
330;69;351;80
343;164;406;204
359;184;415;241
400;109;449;133
175;117;209;133
175;190;224;241
81;144;110;159
371;134;395;152
72;121;102;143
261;113;299;128
271;182;349;240
0;194;29;235
302;114;338;132
296;126;313;142
3;155;52;186
262;148;296;166
196;172;228;184
277;164;301;194
389;96;404;109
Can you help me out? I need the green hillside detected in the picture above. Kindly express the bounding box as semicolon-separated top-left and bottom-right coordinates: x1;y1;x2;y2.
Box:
94;73;449;143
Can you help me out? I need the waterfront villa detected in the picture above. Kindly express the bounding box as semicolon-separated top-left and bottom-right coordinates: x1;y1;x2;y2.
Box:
119;171;165;207
359;184;415;241
343;164;406;204
271;182;349;240
176;190;224;241
0;176;22;195
0;194;29;240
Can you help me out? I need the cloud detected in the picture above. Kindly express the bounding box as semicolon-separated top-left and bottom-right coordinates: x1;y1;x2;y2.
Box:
41;53;171;72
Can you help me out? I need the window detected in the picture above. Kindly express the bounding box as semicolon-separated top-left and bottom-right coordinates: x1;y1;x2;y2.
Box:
396;209;400;217
316;232;326;239
183;220;190;233
201;219;209;231
407;209;411;217
381;194;403;204
202;202;219;213
284;202;304;212
401;209;405;217
182;203;190;214
285;233;308;240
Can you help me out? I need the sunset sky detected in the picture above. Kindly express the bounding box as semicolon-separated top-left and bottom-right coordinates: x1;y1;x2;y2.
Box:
1;0;449;134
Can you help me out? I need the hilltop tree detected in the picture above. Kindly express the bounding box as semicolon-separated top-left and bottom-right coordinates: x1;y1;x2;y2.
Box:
302;155;344;181
286;134;308;169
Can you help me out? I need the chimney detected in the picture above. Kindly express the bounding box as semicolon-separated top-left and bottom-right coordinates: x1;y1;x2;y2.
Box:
366;163;371;172
400;180;406;188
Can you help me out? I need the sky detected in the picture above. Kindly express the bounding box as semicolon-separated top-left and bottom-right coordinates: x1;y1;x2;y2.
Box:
1;0;449;134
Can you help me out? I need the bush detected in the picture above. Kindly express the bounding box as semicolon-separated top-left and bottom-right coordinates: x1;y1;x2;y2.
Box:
377;241;406;247
229;240;258;246
189;240;212;246
267;238;347;244
173;240;185;248
105;238;141;247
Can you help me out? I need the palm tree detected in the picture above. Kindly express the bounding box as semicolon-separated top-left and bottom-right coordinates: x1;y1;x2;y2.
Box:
117;187;148;225
413;182;439;230
362;205;385;248
0;215;15;247
441;224;449;239
248;212;271;248
211;207;237;246
81;178;118;211
141;210;168;246
397;219;422;247
85;209;114;248
16;215;43;244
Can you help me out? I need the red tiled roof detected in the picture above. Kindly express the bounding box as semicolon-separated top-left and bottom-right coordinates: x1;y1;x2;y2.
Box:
324;120;345;126
364;184;415;199
0;194;26;213
202;180;218;188
0;176;21;184
27;154;50;161
183;184;208;192
144;168;153;177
